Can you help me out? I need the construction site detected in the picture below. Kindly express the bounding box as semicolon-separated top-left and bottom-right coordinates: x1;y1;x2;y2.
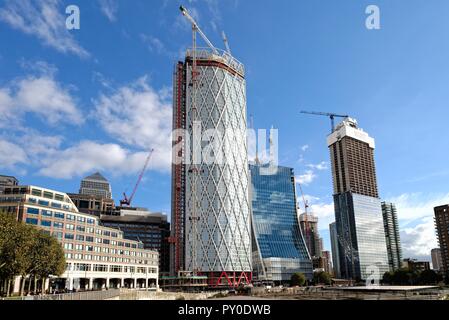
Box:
169;5;253;289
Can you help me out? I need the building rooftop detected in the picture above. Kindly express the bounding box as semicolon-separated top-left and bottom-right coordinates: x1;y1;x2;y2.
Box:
83;172;109;182
327;117;375;149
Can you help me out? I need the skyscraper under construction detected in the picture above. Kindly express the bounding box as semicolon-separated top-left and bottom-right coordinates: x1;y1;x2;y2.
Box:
170;7;252;287
328;118;389;280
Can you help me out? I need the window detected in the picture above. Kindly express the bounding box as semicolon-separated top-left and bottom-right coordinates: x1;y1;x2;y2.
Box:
41;210;52;217
55;194;64;201
66;214;75;221
87;218;95;225
54;222;64;229
86;246;94;252
28;198;37;204
65;233;74;240
38;200;49;206
52;231;63;240
86;227;94;234
93;264;108;272
27;207;39;215
86;236;94;242
55;212;65;219
103;239;110;245
31;189;42;197
40;220;52;227
65;253;72;259
26;218;38;225
51;202;62;209
110;265;122;273
64;243;73;250
43;191;53;199
77;216;86;223
111;232;118;238
76;235;85;241
66;224;75;231
75;244;84;251
76;226;85;233
103;231;110;237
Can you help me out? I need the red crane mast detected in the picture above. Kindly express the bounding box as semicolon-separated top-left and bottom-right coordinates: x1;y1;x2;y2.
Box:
120;149;155;207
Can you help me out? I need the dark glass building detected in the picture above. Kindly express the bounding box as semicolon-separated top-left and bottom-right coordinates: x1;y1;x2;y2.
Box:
0;175;18;194
250;164;313;283
101;208;171;274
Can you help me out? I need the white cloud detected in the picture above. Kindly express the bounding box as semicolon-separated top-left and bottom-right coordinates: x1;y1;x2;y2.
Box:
0;75;82;126
401;217;438;261
92;77;172;172
301;144;309;152
38;141;151;179
386;192;449;223
307;161;329;171
140;34;172;56
0;0;89;58
384;192;448;261
296;170;316;186
0;140;28;169
309;202;335;230
98;0;118;22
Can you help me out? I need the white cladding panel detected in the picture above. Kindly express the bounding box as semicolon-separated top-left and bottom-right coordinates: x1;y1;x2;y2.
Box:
185;59;252;272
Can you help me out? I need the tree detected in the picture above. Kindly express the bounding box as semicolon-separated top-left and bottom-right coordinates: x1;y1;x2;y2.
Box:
0;212;35;296
290;272;306;287
0;212;66;296
418;270;440;285
392;268;411;285
313;271;332;285
382;271;394;284
30;232;66;293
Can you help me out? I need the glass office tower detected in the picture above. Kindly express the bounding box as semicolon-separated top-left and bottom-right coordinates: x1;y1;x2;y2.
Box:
329;222;341;278
328;118;389;281
250;164;313;283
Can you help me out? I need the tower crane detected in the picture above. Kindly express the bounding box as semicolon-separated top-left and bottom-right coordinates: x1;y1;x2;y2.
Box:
180;6;219;55
222;31;232;55
180;4;217;276
120;149;154;207
300;111;349;133
296;175;312;258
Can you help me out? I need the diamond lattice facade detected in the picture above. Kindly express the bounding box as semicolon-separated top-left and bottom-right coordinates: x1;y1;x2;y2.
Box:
171;49;252;285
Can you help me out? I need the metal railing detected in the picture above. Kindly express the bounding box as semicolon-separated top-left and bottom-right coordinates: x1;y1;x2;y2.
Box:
18;289;121;301
186;48;245;76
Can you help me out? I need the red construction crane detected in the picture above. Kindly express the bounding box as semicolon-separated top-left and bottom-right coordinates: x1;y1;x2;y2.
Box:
120;149;155;207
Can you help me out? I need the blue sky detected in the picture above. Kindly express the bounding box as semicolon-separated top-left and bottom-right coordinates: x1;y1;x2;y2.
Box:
1;0;448;262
